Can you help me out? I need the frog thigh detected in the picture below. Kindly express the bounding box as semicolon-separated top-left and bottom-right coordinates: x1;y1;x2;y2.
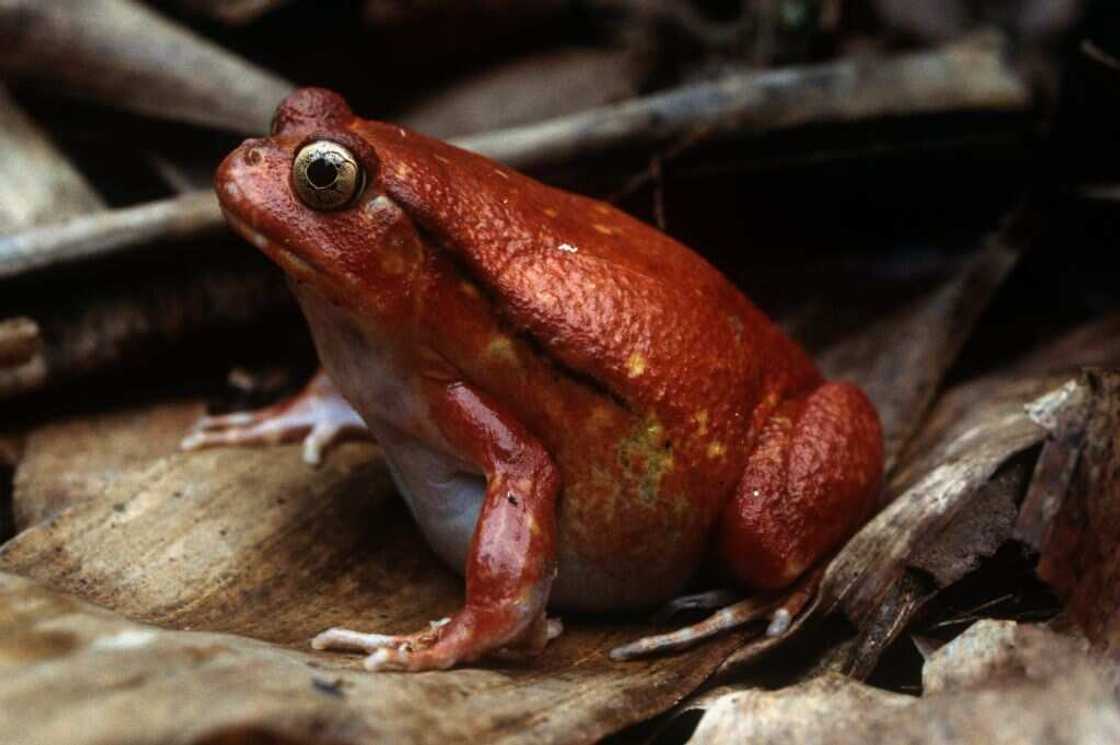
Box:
717;382;883;590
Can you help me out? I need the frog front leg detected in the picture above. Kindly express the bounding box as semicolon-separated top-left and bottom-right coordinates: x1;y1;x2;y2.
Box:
312;381;560;671
181;369;370;465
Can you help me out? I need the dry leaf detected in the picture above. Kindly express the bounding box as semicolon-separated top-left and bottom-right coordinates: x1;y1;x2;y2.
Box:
687;621;1119;745
12;399;205;529
0;413;753;743
921;618;1091;693
2;569;714;745
1033;370;1120;657
818;372;1076;676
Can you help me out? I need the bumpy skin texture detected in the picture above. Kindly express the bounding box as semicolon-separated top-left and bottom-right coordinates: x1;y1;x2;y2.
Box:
212;88;883;669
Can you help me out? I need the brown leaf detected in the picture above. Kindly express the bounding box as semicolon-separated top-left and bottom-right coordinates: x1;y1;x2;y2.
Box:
0;419;752;743
2;569;690;745
687;674;913;744
687;621;1119;745
921;619;1091;694
818;373;1076;676
12;398;205;530
1034;370;1120;657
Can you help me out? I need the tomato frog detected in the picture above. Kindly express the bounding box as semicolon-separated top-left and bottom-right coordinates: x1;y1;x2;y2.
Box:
182;88;883;671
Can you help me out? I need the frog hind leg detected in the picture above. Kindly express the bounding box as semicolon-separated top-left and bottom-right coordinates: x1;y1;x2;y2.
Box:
181;369;370;465
717;380;883;591
610;381;882;660
311;381;562;671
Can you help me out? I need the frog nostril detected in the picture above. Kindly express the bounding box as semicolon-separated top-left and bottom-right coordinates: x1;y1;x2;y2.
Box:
245;148;264;166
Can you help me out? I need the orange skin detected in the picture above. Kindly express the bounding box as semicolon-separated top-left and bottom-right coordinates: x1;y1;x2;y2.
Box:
209;88;883;670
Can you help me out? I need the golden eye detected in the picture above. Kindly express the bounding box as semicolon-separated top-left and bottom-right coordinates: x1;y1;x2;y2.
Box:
292;141;365;211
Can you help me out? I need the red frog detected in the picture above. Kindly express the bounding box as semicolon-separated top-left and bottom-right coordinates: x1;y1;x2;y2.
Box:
183;88;883;671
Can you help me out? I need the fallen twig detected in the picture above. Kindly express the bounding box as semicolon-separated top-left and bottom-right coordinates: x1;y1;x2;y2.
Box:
0;34;1028;282
0;191;221;281
0;0;294;134
458;32;1028;167
0;85;104;231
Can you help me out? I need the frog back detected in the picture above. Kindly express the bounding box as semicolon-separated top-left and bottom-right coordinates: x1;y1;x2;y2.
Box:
357;120;820;455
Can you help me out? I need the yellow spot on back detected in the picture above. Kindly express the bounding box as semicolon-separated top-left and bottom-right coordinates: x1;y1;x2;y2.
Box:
434;154;450;165
486;336;519;365
693;410;709;436
727;315;744;341
587;406;614;431
594;204;611;215
544;207;559;218
707;442;727;459
380;254;405;275
626;352;647;378
593;223;615;235
395;163;411;178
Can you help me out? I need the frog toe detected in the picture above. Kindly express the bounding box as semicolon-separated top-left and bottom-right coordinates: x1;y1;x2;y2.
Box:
181;371;369;459
609;594;779;661
301;421;351;465
311;618;450;656
610;566;825;660
180;410;294;451
310;627;407;654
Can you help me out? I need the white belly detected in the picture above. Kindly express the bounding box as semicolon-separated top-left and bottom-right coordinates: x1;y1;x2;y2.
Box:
293;284;485;574
375;429;485;574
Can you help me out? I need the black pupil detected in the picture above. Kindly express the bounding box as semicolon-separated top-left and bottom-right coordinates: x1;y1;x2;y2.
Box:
307;157;338;189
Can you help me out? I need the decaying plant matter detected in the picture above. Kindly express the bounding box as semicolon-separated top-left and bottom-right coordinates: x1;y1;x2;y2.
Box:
0;0;1116;743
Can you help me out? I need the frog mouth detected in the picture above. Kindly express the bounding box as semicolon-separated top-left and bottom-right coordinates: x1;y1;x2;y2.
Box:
222;209;319;279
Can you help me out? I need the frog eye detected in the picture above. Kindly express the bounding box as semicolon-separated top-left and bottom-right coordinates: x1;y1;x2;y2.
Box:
292;140;365;211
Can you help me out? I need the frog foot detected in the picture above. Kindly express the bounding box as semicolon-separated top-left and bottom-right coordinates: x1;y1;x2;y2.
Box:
608;569;821;661
181;370;369;465
311;613;563;671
